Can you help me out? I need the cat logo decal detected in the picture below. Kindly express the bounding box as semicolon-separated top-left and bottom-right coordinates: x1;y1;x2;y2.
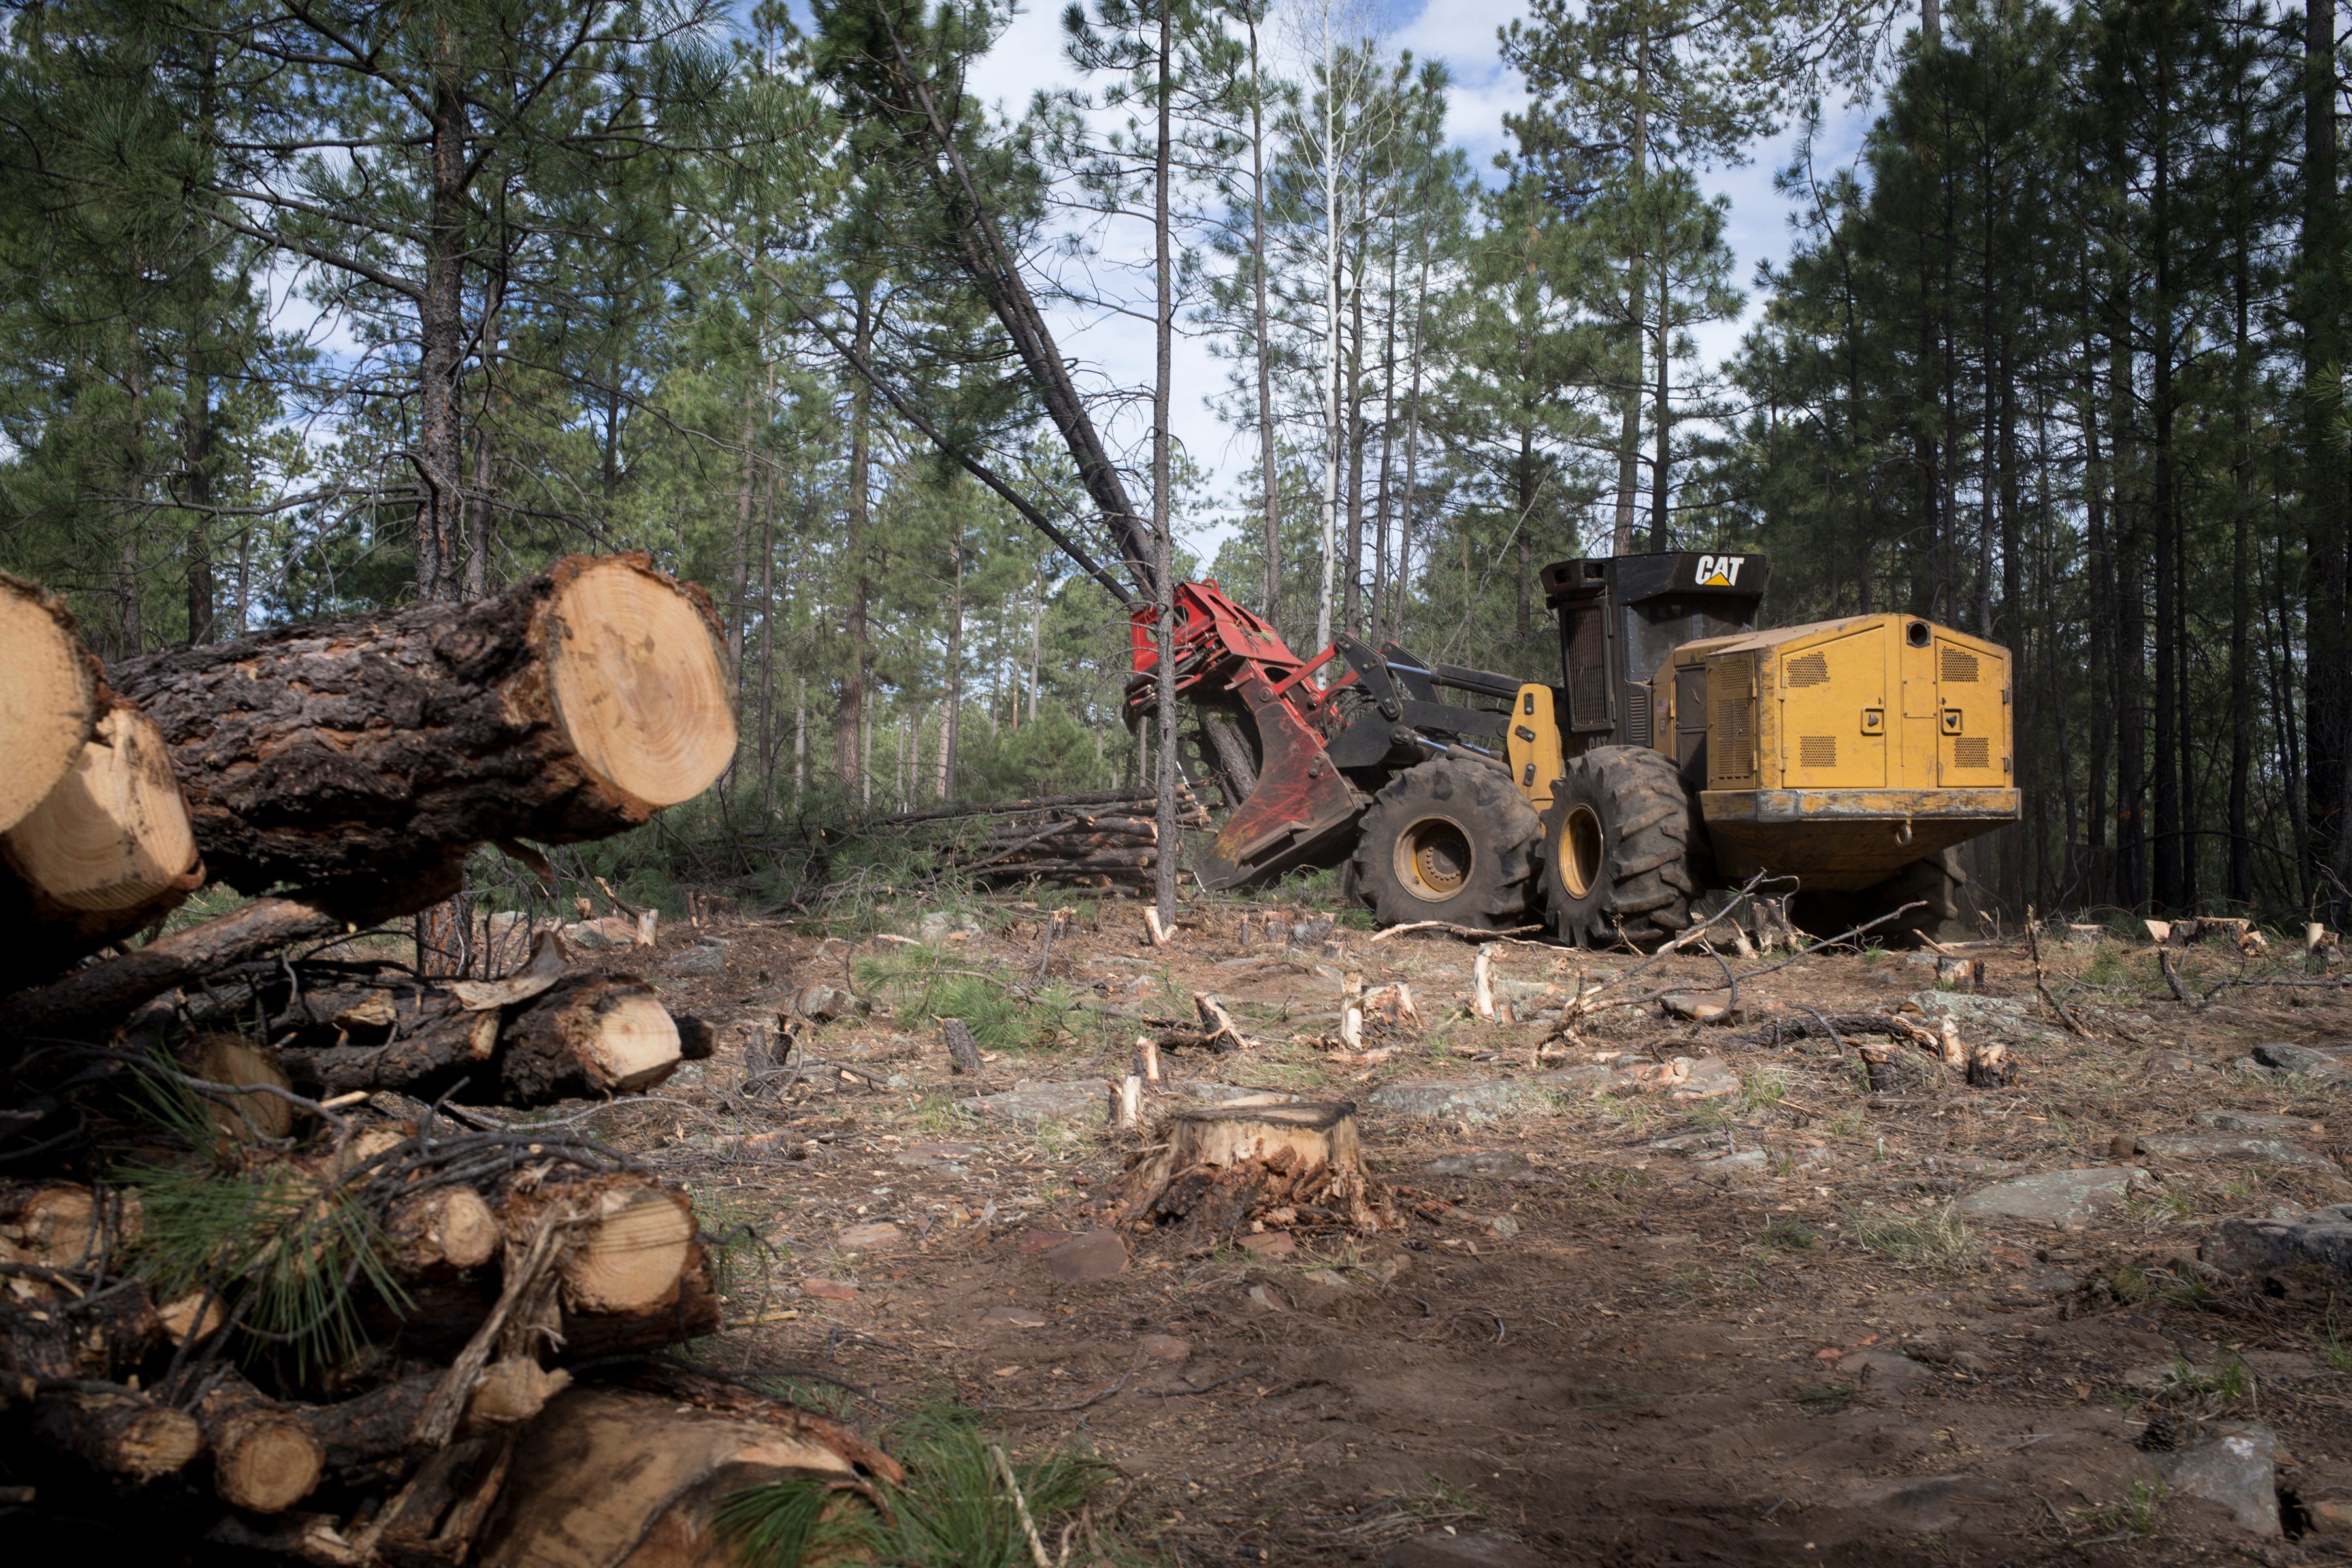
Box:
1693;553;1746;587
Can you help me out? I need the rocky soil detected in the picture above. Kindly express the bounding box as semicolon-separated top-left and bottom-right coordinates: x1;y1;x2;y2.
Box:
573;897;2352;1567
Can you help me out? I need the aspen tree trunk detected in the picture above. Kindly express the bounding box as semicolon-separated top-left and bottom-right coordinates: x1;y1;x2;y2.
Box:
1343;277;1365;636
1371;210;1399;645
1398;204;1432;645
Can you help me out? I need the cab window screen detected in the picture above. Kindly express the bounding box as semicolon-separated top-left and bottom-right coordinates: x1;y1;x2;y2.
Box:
1624;600;1756;683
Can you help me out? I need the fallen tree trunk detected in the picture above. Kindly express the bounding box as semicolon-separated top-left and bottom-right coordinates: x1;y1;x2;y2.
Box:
33;1388;205;1482
0;703;203;990
108;553;734;900
0;569;104;836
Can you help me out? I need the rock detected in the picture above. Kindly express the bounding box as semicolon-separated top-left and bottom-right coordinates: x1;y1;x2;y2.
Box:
1661;989;1736;1022
1486;1215;1520;1238
982;1304;1050;1328
1043;1230;1127;1282
1693;1149;1770;1182
1138;1333;1190;1362
2205;1205;2352;1277
2152;1051;2201;1073
2309;1499;2352;1536
2138;1131;2340;1172
1953;1167;2149;1227
836;1221;903;1251
1368;1077;1569;1121
1609;1054;1739;1100
781;983;868;1022
1836;1475;2008;1531
2108;1134;2142;1158
915;911;980;943
1836;1348;1935;1391
1238;1232;1296;1260
959;1079;1112;1121
1302;1267;1350;1286
1380;1531;1548;1568
1246;1283;1284;1312
663;941;729;975
1426;1151;1535;1177
1912;1153;2024;1176
1948;1350;1989;1375
2161;1424;2281;1537
563;916;640;952
2252;1041;2347;1077
2198;1110;2324;1135
801;1278;857;1301
1908;990;2062;1044
1288;916;1335;948
1642;1132;1730;1155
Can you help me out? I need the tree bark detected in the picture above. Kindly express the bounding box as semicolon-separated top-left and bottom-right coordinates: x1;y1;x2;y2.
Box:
108;554;734;899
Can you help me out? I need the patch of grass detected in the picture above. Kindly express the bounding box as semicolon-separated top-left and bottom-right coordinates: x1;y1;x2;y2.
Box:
1030;1118;1093;1162
2223;1169;2269;1201
2080;945;2134;988
1763;1216;1818;1250
691;1188;774;1302
2168;1351;2253;1400
2124;1189;2198;1226
2079;1477;2164;1537
853;944;1081;1053
1846;1205;1978;1269
904;1095;976;1139
1604;1096;1658;1139
1823;1109;1867;1138
1862;945;1889;963
2325;1307;2352;1373
1791;1379;1856;1406
719;1405;1120;1568
1737;1068;1789;1115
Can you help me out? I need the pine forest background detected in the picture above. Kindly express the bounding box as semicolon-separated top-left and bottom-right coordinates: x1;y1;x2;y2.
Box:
1;0;2347;925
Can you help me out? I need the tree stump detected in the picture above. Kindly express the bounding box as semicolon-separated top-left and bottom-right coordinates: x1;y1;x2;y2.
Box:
1111;1102;1382;1233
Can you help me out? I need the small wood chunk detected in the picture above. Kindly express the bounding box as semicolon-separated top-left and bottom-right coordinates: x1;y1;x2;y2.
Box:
1114;1074;1143;1128
1472;945;1496;1022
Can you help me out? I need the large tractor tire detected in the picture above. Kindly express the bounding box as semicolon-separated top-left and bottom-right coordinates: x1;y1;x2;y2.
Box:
1539;745;1701;949
1348;758;1541;929
1791;847;1966;947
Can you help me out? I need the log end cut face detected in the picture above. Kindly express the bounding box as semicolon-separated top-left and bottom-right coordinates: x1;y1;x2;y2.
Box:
216;1416;324;1514
7;706;200;915
0;571;101;836
587;990;682;1093
563;1184;695;1315
545;559;736;814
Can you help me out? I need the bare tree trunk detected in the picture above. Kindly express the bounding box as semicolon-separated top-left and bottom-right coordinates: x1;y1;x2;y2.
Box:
1313;22;1343;656
1153;2;1180;926
838;284;874;789
1612;33;1650;557
414;73;468;604
1247;9;1280;627
939;540;963;802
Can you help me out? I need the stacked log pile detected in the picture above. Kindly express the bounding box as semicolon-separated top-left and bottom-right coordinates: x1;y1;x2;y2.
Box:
0;558;898;1565
941;787;1209;887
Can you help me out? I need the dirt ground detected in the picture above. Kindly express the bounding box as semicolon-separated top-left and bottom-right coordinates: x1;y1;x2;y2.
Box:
578;896;2352;1567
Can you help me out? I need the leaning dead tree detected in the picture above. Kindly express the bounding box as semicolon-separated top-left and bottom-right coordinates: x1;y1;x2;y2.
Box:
0;556;906;1565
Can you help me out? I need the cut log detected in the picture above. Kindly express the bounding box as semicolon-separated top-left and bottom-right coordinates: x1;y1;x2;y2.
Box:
385;1187;502;1279
559;1183;696;1316
195;1371;323;1514
182;1030;298;1141
672;1014;719;1061
1112;1101;1380;1233
33;1388;204;1480
108;553;735;900
0;1182;101;1269
498;975;681;1101
280;1008;501;1102
0;703;203;988
468;1386;865;1568
0;568;103;836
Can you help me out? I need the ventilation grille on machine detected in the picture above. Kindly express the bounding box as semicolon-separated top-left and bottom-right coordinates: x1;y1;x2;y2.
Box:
1565;605;1610;729
1940;647;1980;683
1786;652;1830;688
1799;735;1837;769
1954;736;1991;770
1713;697;1753;777
1625;685;1652;747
